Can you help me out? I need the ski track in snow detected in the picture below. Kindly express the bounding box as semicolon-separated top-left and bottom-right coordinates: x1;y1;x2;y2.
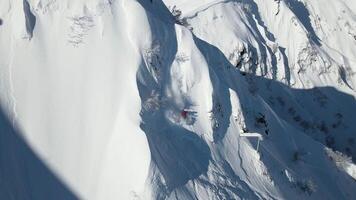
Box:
8;35;18;126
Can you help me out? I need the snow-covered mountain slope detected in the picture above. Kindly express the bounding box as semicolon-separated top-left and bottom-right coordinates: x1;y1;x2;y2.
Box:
0;0;356;199
0;0;151;199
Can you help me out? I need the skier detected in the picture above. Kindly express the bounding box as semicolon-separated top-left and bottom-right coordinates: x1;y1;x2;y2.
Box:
181;110;188;119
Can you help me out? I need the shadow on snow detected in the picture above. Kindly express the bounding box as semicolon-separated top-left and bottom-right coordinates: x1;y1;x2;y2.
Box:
0;108;78;199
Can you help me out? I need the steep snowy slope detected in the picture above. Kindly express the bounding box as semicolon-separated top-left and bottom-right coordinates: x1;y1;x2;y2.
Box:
0;0;151;199
163;0;356;164
0;0;356;199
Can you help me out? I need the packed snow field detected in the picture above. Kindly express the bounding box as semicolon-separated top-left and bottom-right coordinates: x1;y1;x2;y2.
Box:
0;0;356;199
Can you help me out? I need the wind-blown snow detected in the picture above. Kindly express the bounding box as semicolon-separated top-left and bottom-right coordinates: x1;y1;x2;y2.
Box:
1;0;356;199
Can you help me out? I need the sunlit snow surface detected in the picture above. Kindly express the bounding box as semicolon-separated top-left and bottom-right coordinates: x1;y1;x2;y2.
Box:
1;0;356;199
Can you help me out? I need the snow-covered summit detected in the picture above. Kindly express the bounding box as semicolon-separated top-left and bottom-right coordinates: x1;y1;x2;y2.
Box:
1;0;356;199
